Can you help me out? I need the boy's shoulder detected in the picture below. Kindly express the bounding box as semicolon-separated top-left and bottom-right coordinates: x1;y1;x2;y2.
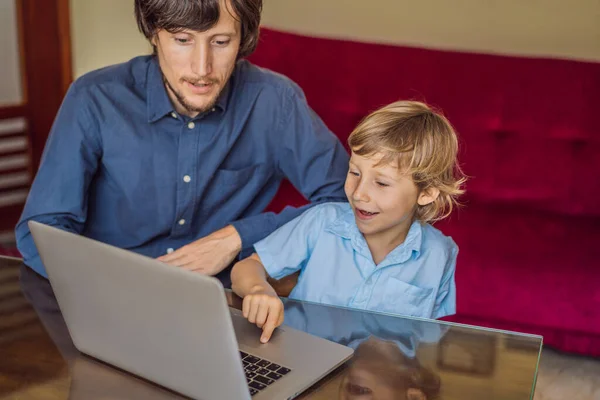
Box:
301;202;352;222
420;223;458;258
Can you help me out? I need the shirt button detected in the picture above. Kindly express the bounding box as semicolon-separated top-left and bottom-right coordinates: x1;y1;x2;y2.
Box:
211;107;215;112
166;248;174;254
178;219;186;226
170;112;177;119
183;175;191;183
188;121;195;129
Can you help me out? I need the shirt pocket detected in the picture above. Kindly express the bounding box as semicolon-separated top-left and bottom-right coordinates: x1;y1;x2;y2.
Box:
375;277;434;318
201;164;271;216
212;164;266;187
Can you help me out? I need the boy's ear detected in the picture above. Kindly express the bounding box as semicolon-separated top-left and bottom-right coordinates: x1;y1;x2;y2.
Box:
417;187;440;206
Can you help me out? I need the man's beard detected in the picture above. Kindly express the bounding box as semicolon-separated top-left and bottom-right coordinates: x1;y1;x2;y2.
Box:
163;75;220;115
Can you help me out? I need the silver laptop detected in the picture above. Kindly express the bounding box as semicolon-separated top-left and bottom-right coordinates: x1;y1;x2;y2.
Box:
29;221;353;400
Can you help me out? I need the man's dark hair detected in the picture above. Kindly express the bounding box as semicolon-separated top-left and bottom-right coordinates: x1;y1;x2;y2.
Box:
135;0;262;58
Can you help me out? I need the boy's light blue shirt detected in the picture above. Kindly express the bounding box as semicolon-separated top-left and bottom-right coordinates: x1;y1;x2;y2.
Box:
254;203;458;319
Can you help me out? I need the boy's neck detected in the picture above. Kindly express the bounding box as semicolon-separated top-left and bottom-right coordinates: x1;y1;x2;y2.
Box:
364;220;414;265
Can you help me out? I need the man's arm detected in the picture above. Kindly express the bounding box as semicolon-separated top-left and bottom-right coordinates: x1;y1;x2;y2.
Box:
231;84;349;257
157;225;241;275
160;84;347;275
15;83;101;277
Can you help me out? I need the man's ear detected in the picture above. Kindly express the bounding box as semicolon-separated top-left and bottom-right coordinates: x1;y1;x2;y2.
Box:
407;388;427;400
150;33;158;47
417;187;440;207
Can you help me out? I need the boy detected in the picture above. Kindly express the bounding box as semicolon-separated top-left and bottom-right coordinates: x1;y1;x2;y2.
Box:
232;101;466;342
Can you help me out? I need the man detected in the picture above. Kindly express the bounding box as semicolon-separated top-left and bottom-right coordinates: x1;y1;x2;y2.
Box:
15;0;348;286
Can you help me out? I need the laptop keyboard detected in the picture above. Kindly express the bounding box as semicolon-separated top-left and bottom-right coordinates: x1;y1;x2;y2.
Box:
240;351;292;396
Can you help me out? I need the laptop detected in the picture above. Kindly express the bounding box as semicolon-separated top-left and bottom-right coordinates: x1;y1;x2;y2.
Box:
28;221;353;399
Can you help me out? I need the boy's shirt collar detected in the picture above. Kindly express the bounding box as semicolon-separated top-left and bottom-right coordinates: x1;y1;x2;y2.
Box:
325;207;423;266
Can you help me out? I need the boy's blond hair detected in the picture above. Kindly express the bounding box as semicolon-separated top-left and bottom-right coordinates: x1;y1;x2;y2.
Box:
348;100;466;223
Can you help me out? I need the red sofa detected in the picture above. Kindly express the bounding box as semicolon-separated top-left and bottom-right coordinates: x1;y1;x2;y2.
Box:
251;28;600;357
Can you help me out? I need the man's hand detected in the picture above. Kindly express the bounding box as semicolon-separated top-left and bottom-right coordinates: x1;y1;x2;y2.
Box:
242;287;284;343
157;225;242;276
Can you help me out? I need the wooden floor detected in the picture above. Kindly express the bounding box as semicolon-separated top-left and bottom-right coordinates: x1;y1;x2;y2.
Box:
534;348;600;400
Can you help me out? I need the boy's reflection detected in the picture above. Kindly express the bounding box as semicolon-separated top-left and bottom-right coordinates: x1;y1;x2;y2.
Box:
340;337;440;400
283;300;444;400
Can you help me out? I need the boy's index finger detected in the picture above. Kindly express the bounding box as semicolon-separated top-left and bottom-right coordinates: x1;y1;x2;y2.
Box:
260;310;280;343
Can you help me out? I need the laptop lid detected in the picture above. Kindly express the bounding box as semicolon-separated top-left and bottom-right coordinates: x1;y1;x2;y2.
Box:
29;221;252;399
28;221;353;400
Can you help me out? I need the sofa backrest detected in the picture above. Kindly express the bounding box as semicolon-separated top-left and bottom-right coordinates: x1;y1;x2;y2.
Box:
250;28;600;217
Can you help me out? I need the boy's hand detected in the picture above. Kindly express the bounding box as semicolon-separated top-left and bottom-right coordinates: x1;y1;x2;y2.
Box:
242;289;284;343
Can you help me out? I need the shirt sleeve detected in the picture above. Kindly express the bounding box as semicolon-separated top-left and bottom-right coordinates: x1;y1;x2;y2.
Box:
432;240;458;319
253;204;330;280
232;84;349;256
15;82;102;277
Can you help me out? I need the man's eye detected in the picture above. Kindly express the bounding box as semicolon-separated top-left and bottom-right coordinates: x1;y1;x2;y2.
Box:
214;40;230;46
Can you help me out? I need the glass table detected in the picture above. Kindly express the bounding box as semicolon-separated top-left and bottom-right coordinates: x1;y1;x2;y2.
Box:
0;256;542;399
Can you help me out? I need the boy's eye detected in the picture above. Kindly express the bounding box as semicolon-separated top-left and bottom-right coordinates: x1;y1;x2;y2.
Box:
376;181;389;187
214;40;230;46
349;171;359;176
175;38;190;44
346;382;372;395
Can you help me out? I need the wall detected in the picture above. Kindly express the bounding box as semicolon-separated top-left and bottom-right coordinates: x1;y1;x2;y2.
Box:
0;0;23;105
69;0;600;78
261;0;600;62
69;0;149;78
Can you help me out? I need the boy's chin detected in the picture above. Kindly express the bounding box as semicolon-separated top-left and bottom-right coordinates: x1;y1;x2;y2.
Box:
354;221;379;236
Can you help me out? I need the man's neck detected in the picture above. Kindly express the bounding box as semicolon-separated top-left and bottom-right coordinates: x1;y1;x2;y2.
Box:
164;83;200;118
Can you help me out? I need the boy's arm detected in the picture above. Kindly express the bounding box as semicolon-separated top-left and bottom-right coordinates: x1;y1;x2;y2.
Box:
231;253;276;298
231;204;335;341
231;253;284;343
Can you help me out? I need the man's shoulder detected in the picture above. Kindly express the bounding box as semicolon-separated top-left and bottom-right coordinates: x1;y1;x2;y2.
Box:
71;55;152;93
235;59;303;97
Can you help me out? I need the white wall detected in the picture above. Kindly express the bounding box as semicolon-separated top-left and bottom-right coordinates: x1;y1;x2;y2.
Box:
261;0;600;62
70;0;149;79
0;0;23;104
69;0;600;78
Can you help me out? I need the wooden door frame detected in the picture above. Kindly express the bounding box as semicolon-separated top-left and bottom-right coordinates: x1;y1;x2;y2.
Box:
19;0;73;168
0;0;72;232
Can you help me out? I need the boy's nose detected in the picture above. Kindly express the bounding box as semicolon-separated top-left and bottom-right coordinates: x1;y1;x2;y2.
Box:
352;187;369;203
